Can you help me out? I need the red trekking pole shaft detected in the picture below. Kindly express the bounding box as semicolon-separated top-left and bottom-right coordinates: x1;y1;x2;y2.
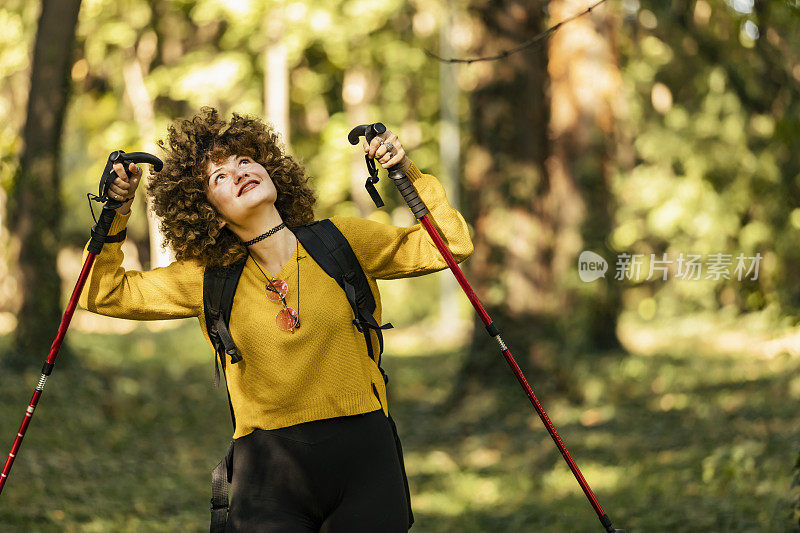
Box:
0;252;98;494
0;200;117;495
349;121;622;533
416;213;622;532
1;150;162;497
403;192;620;532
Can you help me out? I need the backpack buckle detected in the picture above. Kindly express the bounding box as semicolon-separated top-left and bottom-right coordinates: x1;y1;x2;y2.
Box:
227;348;243;364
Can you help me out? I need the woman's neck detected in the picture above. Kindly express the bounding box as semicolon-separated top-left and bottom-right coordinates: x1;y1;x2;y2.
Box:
230;207;296;274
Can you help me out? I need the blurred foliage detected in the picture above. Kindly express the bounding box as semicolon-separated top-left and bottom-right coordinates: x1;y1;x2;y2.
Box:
0;0;39;314
0;0;465;327
0;0;796;323
62;0;447;246
613;0;800;323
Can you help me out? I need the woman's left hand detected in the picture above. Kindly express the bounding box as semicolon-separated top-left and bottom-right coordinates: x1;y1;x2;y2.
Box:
363;129;412;172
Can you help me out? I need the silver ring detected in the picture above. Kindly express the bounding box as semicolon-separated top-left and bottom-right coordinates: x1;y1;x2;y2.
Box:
384;142;395;155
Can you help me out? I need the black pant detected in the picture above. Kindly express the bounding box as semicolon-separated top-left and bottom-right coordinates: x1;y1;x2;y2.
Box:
227;409;410;532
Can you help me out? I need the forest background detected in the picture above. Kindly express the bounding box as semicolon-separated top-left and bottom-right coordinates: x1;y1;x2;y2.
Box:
1;0;800;530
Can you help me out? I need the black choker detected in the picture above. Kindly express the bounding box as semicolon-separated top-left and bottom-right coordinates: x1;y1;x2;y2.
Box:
242;222;286;246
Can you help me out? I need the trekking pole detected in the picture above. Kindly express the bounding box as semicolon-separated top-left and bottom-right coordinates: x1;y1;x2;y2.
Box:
0;150;163;496
348;123;625;533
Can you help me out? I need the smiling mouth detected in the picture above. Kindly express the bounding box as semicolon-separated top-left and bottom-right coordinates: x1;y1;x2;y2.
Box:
238;180;259;197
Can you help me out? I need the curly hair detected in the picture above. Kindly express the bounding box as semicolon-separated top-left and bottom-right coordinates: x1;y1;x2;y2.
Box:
147;107;317;267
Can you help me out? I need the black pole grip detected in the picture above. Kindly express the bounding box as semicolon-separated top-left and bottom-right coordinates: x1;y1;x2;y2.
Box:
388;167;429;219
99;150;163;200
89;149;162;254
87;205;119;255
122;151;163;171
348;122;386;145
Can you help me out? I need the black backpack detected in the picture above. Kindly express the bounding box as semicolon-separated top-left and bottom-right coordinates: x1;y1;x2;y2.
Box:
203;219;413;531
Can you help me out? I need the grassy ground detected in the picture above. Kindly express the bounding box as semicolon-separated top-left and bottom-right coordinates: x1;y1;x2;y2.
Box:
1;319;799;532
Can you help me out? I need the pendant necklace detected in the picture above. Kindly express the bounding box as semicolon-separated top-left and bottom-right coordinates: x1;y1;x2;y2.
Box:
249;241;300;333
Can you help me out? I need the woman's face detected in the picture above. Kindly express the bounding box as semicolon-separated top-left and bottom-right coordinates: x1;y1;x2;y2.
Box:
205;154;277;228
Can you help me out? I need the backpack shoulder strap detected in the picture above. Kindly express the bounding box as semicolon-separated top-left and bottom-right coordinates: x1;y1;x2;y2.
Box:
204;261;247;364
203;260;246;429
292;219;393;369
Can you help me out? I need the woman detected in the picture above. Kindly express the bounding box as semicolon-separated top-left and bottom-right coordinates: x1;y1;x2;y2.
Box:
79;106;473;531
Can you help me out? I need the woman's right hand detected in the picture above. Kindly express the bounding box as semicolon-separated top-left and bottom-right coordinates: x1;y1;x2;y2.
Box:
110;161;142;215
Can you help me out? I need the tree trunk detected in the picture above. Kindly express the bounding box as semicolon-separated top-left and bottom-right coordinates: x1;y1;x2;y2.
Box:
546;0;621;351
456;0;554;400
6;0;82;371
438;3;462;332
455;0;620;402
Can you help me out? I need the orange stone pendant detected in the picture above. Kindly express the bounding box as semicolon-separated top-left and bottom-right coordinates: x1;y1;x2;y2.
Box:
265;278;288;302
276;307;300;333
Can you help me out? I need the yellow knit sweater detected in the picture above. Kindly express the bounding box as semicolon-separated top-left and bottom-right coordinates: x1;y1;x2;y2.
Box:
80;162;473;438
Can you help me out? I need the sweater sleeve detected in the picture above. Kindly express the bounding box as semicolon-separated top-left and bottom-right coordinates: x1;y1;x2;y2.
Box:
78;211;204;320
332;161;473;280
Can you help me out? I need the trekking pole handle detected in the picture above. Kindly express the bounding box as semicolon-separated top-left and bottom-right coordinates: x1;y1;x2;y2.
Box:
387;167;429;219
347;122;384;145
87;207;118;255
88;150;163;255
348;123;429;219
98;150;162;202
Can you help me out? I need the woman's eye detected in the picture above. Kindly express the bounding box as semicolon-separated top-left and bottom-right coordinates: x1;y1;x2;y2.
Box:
240;158;249;165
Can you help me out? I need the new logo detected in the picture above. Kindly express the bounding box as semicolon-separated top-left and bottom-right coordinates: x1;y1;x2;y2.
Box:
578;251;608;282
